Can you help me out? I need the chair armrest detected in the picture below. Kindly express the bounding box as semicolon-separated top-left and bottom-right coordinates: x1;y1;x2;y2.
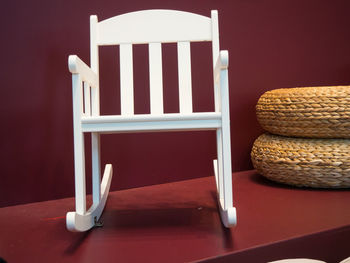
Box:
68;55;98;88
214;50;229;83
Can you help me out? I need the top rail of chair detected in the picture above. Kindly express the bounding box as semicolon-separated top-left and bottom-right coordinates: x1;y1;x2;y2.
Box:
93;9;215;45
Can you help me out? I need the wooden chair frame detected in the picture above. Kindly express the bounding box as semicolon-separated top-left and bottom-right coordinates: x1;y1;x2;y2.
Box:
66;9;237;232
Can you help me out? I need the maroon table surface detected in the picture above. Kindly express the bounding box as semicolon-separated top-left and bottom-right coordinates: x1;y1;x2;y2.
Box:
1;170;350;263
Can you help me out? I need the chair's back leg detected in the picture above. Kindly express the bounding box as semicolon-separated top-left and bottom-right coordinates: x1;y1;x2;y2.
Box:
91;132;101;205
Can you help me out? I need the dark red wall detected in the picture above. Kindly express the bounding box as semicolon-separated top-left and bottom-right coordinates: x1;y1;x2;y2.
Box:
1;0;350;207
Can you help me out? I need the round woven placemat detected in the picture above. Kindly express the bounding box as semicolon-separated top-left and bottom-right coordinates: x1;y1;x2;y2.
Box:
256;85;350;138
251;133;350;188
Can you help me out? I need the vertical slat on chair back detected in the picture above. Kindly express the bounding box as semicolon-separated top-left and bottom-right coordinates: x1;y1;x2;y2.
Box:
149;42;164;114
119;44;134;115
90;10;219;116
177;41;192;113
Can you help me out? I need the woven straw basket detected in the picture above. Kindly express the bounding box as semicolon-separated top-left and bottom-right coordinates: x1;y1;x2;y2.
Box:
256;86;350;138
251;133;350;188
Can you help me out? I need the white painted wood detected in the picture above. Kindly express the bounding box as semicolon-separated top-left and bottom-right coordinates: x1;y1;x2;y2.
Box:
219;51;233;210
218;197;237;227
68;10;237;231
216;50;229;70
177;41;193;113
82;113;221;133
90;15;100;116
214;50;229;84
213;50;229;112
83;82;91;116
149;43;164;114
91;133;101;205
67;164;113;232
69;55;98;88
120;44;134;115
82;120;220;133
72;74;86;215
97;10;211;45
213;160;218;190
212;49;235;226
82;112;221;123
213;159;236;227
211;10;220;70
211;10;220;112
215;129;224;199
90;15;99;74
80;79;84;117
90;15;102;216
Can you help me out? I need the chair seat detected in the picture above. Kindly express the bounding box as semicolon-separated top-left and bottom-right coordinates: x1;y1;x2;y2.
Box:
81;112;222;133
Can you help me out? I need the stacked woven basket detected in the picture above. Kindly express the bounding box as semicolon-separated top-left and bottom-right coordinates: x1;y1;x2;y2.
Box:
251;85;350;188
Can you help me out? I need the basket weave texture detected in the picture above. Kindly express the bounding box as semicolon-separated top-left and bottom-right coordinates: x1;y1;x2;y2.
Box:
256;86;350;138
251;133;350;188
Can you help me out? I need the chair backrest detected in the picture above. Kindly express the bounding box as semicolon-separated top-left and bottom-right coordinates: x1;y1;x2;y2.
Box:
90;9;221;116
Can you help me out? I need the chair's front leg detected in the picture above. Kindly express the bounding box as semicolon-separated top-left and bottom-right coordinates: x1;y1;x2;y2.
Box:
74;131;87;215
221;122;233;211
66;129;113;232
214;50;237;228
71;74;87;216
214;128;237;228
220;119;236;228
66;73;88;231
215;129;224;199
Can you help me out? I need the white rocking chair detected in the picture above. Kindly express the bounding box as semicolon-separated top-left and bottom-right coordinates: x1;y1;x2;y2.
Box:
67;9;237;232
